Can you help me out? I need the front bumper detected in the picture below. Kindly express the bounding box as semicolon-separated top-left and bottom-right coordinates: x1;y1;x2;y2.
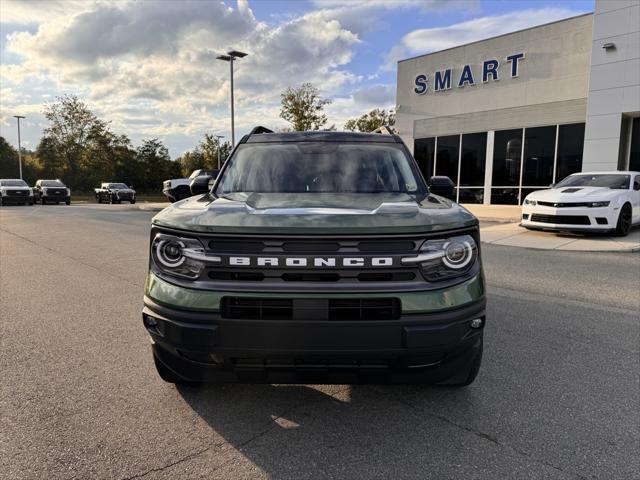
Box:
42;195;70;202
521;204;619;232
143;273;486;384
0;194;32;204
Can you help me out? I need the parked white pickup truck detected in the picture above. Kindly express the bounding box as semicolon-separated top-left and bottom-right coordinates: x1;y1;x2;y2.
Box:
162;169;218;203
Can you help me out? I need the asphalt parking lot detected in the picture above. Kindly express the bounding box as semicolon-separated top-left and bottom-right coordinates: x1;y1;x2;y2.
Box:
1;204;639;480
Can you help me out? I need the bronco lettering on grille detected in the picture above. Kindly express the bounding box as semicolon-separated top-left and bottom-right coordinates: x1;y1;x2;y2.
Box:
227;256;394;268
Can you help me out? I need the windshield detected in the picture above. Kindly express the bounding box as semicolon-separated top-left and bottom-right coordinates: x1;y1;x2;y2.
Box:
41;180;65;187
0;180;28;187
555;174;630;189
108;183;129;189
216;143;424;195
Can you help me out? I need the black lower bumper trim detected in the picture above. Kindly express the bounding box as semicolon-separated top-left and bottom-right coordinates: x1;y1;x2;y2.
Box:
143;296;485;384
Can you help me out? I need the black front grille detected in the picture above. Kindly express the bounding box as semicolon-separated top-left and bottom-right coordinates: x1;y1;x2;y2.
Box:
221;297;400;321
537;201;590;208
44;188;66;196
208;269;417;283
5;190;29;196
117;191;133;199
530;214;590;225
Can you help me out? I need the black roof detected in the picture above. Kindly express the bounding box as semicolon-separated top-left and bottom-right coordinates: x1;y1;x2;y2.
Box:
244;130;399;144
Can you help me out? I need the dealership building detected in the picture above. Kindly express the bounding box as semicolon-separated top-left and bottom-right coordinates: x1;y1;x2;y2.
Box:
395;0;640;204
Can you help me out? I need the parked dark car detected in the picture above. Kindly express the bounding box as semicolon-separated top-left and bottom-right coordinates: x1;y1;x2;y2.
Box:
94;183;137;204
34;179;71;205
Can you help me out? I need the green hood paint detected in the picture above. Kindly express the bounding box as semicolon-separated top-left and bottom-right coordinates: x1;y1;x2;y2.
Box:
152;192;477;235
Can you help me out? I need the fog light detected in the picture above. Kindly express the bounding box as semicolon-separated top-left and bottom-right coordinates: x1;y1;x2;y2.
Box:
470;318;484;329
144;315;158;327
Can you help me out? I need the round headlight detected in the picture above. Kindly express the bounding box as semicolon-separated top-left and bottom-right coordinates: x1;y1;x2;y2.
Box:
155;239;186;268
442;239;474;269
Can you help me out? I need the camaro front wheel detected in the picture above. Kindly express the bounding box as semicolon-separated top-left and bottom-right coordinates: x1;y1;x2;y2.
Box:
615;203;632;237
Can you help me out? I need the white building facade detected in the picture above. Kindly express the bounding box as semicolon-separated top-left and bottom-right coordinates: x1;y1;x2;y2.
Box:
396;0;640;204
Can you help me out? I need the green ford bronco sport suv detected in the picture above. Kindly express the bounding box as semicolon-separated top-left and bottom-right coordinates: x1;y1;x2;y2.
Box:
143;128;485;386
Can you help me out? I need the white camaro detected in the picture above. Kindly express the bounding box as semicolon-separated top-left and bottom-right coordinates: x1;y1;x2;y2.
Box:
521;171;640;236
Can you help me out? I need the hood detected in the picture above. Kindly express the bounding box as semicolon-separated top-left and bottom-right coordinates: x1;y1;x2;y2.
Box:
152;192;477;235
1;186;30;192
527;187;624;202
114;188;135;193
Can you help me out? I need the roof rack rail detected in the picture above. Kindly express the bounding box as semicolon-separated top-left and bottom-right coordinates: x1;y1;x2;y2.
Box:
372;125;397;135
249;126;274;135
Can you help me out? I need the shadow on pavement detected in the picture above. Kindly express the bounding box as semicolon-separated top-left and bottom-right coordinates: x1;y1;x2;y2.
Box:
176;382;480;478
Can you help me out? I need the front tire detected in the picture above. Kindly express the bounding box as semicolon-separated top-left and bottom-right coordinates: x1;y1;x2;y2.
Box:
65;200;71;205
130;200;136;204
615;203;632;236
41;198;46;205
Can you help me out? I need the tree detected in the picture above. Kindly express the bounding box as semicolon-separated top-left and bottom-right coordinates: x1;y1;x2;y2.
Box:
42;95;109;188
280;83;332;131
344;108;395;133
0;136;19;178
136;138;179;191
176;133;233;176
198;133;232;169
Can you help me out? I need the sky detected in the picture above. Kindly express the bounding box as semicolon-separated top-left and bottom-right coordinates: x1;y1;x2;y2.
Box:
0;0;594;158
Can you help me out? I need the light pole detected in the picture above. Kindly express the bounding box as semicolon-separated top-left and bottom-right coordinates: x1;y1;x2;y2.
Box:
214;135;224;169
13;115;25;179
216;49;247;147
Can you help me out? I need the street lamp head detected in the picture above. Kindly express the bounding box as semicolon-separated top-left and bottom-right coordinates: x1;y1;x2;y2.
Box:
228;50;248;58
13;115;25;119
216;54;232;62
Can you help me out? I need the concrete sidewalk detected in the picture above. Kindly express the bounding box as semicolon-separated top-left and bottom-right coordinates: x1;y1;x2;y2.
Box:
136;202;640;252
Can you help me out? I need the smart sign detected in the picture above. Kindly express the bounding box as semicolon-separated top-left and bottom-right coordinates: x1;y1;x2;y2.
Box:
414;53;525;94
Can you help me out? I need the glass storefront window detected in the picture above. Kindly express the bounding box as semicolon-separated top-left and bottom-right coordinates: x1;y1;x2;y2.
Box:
492;129;522;187
490;188;519;205
630;117;640;172
522;126;556;186
413;137;435;181
436;135;460;184
555;123;585;182
458;188;484;204
460;133;487;187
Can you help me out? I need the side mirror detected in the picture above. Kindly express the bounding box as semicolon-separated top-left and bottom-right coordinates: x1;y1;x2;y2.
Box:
190;175;213;195
429;176;455;198
210;169;220;180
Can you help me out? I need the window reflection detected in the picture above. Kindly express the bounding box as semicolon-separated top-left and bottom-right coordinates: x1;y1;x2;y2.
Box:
630;117;640;172
556;123;585;182
491;188;519;205
460;133;487;187
458;188;484;204
492;129;522;187
414;137;435;181
523;126;556;186
436;135;460;185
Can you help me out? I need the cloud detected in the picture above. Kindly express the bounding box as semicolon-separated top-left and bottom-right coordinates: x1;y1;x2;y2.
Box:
2;0;363;154
0;0;100;25
352;84;395;106
382;7;582;70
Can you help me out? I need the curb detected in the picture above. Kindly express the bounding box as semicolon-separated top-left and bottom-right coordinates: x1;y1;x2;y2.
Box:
477;216;521;224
